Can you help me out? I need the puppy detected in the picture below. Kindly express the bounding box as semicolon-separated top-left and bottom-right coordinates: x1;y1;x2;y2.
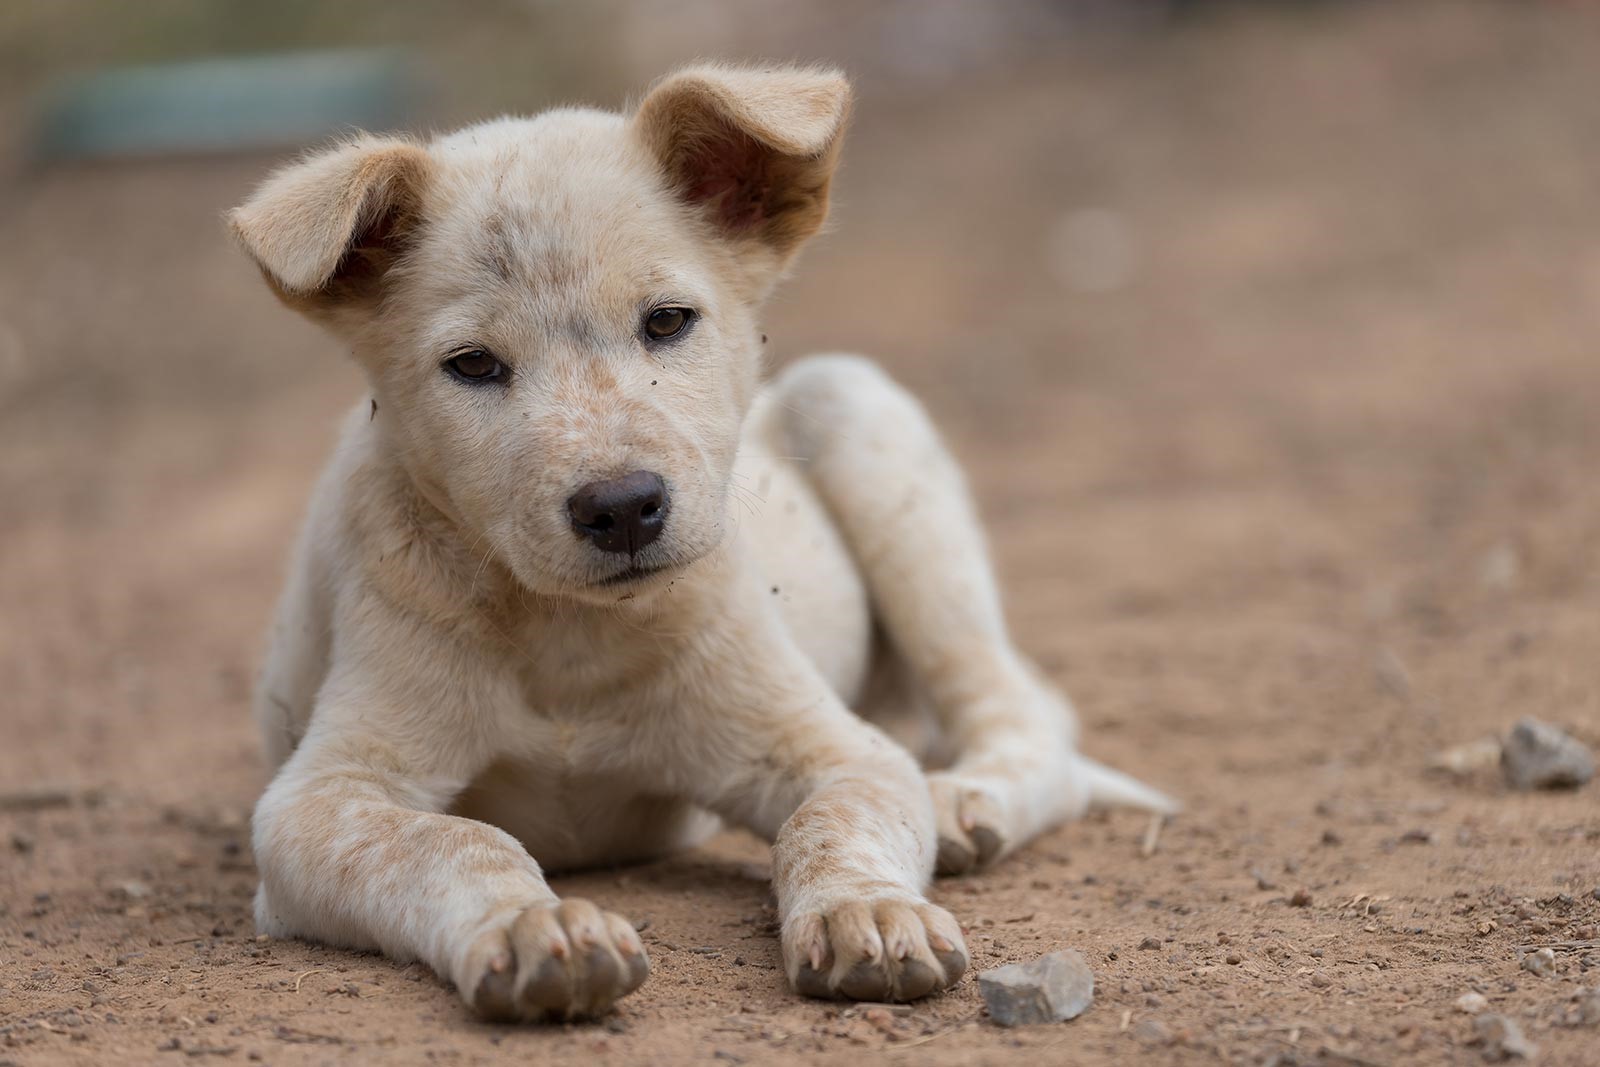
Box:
230;63;1171;1022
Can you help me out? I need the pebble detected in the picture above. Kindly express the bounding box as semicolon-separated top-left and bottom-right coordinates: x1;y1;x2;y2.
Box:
1501;718;1594;790
1455;992;1489;1014
1430;737;1505;777
1521;948;1555;978
1558;988;1600;1027
1132;1018;1173;1045
978;950;1095;1027
1472;1014;1536;1061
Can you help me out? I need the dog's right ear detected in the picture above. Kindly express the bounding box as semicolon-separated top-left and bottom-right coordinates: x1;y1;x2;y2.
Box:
228;135;431;318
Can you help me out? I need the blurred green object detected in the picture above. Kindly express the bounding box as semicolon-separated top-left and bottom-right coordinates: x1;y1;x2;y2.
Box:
31;48;418;162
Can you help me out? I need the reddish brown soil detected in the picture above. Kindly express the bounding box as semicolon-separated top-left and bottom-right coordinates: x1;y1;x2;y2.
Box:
4;4;1600;1064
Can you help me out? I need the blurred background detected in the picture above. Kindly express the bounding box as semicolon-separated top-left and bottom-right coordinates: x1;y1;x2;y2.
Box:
4;2;1600;1063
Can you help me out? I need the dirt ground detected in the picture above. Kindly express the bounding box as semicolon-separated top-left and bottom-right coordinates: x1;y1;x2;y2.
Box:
4;3;1600;1064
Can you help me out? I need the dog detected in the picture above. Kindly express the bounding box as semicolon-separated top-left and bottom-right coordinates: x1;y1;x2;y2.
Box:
229;62;1172;1022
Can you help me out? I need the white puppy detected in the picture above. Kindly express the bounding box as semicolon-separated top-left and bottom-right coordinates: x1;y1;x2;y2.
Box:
230;63;1171;1022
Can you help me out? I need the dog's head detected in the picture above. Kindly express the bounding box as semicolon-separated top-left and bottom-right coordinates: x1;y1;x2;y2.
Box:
230;64;850;603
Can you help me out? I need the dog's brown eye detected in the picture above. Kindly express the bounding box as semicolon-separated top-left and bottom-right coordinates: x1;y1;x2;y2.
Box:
643;306;694;341
444;350;506;384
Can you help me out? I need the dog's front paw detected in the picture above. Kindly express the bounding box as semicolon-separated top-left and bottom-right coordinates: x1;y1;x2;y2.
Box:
783;896;968;1002
462;898;648;1022
928;772;1012;875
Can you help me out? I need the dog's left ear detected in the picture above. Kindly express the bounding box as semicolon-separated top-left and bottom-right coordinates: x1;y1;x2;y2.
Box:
634;63;851;278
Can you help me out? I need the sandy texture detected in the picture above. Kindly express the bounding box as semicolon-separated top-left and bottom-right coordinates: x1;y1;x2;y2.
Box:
4;4;1600;1064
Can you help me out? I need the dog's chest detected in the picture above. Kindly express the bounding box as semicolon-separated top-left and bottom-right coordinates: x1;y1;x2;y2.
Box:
454;702;703;870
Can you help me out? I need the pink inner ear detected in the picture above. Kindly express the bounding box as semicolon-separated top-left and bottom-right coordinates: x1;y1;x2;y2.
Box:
681;130;771;233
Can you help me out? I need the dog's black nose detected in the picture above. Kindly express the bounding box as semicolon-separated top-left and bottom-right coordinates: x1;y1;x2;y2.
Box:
568;471;669;555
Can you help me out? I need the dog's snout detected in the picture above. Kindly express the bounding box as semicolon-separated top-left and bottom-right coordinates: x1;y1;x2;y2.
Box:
568;471;669;554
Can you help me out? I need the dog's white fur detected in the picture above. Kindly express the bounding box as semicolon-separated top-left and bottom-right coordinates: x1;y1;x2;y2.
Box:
231;63;1171;1022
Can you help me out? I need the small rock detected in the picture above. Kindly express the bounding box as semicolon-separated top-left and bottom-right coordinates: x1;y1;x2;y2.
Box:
1456;992;1489;1014
1473;1013;1536;1061
1479;543;1521;591
1310;972;1332;989
1558;988;1600;1027
1521;948;1555;978
978;950;1095;1027
1290;888;1313;907
9;831;34;854
1132;1018;1173;1045
1430;737;1504;777
1138;937;1162;951
1501;718;1594;790
861;1007;898;1036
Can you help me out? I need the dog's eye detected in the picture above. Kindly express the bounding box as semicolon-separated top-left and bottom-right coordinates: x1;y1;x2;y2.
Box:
444;350;506;384
643;306;694;342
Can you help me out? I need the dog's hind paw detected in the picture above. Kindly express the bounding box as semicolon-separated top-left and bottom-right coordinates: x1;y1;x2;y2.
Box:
928;773;1011;876
462;898;648;1023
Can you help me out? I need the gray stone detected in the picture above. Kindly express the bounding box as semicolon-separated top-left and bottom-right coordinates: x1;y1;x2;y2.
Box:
978;950;1094;1027
1502;718;1594;791
1473;1014;1537;1061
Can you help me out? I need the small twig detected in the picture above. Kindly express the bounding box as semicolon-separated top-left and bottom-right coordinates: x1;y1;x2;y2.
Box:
1140;813;1166;858
272;1024;343;1045
1515;939;1599;953
292;969;324;992
1317;1048;1387;1067
887;1019;975;1052
0;786;77;813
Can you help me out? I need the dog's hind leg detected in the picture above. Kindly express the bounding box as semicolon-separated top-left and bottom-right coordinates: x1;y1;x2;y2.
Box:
771;355;1174;874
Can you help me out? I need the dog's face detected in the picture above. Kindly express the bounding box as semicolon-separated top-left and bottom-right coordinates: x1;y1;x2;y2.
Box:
230;65;849;602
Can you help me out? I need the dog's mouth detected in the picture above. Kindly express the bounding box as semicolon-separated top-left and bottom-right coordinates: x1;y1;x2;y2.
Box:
596;561;676;588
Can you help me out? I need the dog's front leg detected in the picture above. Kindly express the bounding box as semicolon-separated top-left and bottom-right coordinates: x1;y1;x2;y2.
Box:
253;632;648;1022
675;618;969;1002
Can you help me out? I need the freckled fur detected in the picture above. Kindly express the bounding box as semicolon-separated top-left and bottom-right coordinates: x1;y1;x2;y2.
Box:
230;62;1171;1022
